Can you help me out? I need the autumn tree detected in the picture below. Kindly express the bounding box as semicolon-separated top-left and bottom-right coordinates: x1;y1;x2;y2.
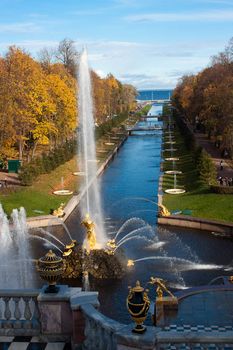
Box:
47;72;76;145
2;47;56;160
56;38;78;77
172;37;233;157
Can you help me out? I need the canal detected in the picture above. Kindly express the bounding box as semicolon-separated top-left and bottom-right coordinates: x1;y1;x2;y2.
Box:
66;105;233;324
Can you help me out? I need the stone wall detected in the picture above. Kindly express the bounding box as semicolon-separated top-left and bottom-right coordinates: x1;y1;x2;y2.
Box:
158;215;233;235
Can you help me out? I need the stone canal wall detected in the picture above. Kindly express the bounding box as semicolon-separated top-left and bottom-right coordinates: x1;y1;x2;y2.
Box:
158;214;233;235
26;135;128;229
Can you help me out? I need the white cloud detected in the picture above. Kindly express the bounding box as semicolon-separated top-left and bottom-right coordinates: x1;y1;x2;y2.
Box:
0;40;59;52
0;22;41;33
95;69;107;78
0;38;224;89
119;73;176;89
125;10;233;22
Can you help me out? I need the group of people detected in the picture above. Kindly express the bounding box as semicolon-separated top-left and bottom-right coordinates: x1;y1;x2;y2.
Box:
217;176;233;187
0;178;8;188
218;159;233;186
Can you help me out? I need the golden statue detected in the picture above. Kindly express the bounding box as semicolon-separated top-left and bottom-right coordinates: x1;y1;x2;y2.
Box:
149;277;175;299
158;204;170;217
52;203;65;218
81;214;97;252
105;239;116;254
127;259;135;267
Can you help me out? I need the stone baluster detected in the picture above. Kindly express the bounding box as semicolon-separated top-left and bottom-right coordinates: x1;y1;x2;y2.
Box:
83;316;95;350
0;298;3;328
83;315;117;350
13;297;21;329
33;300;40;320
23;297;32;329
3;297;12;328
105;329;115;350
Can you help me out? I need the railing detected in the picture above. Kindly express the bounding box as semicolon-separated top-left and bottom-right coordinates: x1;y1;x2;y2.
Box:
0;289;40;335
81;303;125;350
79;303;233;350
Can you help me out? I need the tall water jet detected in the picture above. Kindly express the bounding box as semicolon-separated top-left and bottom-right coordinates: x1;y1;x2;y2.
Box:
11;207;33;288
78;48;106;247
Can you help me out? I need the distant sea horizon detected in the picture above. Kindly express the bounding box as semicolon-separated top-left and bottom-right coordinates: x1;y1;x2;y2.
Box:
137;89;173;101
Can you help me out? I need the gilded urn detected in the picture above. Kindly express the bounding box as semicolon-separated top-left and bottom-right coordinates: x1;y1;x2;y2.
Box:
126;280;150;333
37;250;64;293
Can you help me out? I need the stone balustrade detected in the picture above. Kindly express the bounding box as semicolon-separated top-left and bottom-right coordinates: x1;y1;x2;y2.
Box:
0;286;232;349
80;303;125;350
0;289;40;336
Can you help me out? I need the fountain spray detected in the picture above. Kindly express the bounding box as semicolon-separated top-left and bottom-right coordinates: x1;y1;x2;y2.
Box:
78;48;106;248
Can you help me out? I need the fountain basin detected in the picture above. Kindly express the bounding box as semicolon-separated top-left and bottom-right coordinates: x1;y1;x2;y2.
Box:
53;190;73;196
165;170;182;174
165;188;186;194
165;157;179;161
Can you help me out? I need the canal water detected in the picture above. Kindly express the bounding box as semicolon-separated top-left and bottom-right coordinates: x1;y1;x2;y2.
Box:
66;105;233;324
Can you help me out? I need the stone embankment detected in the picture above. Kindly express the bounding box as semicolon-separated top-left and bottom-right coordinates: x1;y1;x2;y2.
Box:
27;135;128;229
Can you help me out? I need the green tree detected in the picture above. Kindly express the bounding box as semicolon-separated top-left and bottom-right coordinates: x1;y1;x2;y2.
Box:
198;149;217;185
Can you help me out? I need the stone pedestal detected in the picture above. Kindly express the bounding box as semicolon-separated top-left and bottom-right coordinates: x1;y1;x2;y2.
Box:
37;285;75;340
154;297;178;326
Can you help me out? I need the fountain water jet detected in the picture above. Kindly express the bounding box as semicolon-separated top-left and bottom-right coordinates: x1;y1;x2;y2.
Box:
78;48;106;248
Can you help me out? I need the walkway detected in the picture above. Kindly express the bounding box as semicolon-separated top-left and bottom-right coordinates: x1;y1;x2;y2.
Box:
0;337;71;349
194;131;233;179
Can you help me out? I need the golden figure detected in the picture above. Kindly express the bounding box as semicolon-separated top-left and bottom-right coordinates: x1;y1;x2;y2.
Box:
105;239;116;254
158;204;170;217
149;277;175;299
127;259;135;267
81;214;97;251
52;203;65;218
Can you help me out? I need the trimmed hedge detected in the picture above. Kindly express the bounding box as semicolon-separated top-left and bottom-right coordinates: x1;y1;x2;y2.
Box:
19;140;76;185
95;113;128;139
174;113;219;187
174;113;196;151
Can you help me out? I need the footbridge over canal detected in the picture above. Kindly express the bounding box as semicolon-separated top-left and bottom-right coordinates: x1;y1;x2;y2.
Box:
126;125;162;135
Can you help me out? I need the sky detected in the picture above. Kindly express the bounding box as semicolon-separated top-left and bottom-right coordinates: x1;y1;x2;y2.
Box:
0;0;232;89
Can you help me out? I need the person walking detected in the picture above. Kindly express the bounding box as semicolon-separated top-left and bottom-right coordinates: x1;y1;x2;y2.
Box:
220;160;223;171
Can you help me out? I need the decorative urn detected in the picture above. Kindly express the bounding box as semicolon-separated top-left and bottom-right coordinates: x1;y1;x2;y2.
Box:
37;250;64;293
126;280;150;333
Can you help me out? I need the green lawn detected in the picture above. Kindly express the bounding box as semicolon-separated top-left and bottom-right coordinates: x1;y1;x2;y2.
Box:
162;127;233;223
0;126;130;217
0;158;77;217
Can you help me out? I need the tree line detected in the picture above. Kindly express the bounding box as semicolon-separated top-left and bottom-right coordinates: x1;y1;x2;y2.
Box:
0;39;137;164
172;37;233;158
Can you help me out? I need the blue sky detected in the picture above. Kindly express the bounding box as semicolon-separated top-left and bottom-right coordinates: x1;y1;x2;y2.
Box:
0;0;232;89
